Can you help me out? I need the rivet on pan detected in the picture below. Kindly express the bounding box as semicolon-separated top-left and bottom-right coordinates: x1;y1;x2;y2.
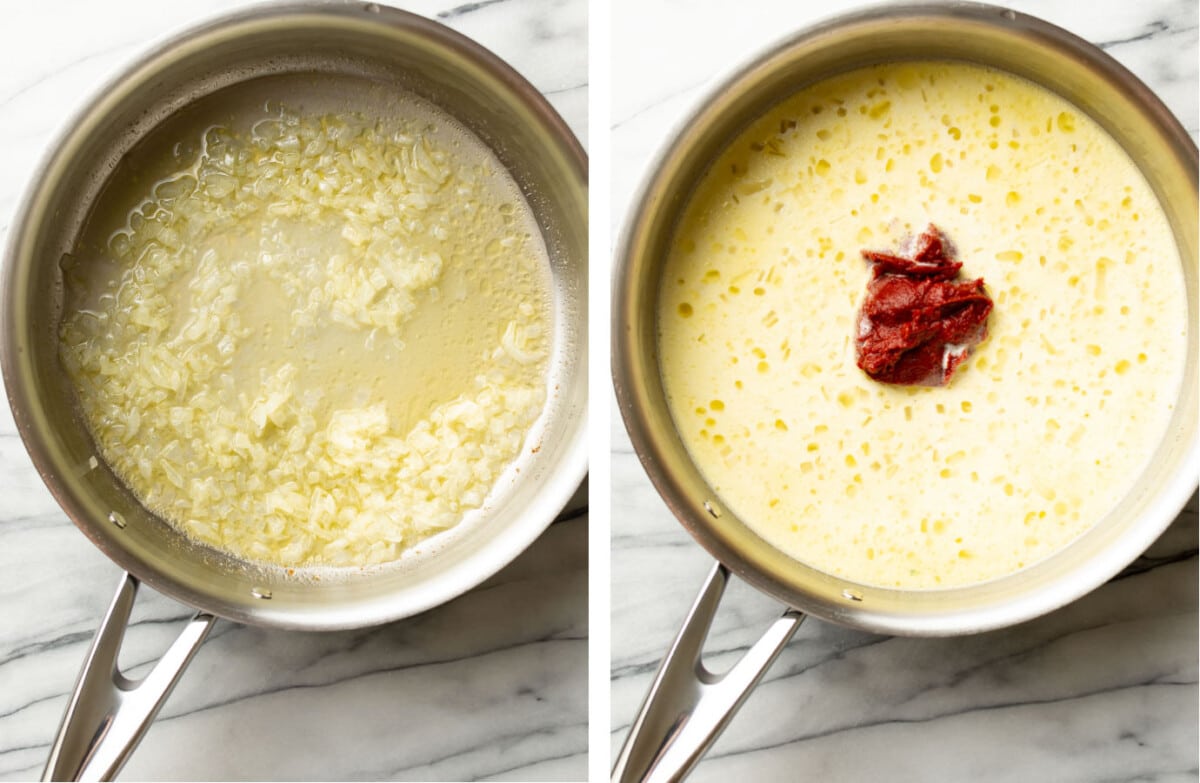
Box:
107;511;127;529
703;500;721;518
86;455;99;472
251;587;273;600
842;588;864;602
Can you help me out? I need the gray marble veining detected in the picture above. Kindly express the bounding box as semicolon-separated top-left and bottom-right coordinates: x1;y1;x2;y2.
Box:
610;1;1198;780
0;1;587;781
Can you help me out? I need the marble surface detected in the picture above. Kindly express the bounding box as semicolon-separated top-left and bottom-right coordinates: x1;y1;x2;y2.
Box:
610;1;1198;781
0;1;586;781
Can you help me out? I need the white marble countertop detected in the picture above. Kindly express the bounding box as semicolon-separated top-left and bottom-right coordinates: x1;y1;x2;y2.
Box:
0;1;587;781
610;1;1198;781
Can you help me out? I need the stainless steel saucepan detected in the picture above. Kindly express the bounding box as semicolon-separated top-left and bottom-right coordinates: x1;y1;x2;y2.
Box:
2;4;587;780
611;4;1197;781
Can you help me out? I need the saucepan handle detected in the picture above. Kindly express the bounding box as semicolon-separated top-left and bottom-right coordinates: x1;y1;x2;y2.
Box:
43;572;217;782
612;562;805;783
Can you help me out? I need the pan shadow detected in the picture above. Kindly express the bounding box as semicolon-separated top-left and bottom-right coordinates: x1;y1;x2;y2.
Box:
94;507;588;782
628;490;1198;782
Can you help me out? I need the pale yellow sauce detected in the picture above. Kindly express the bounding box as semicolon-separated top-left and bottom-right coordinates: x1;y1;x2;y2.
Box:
659;62;1187;588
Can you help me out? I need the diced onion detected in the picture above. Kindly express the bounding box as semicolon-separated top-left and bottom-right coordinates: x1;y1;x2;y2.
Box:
60;109;547;569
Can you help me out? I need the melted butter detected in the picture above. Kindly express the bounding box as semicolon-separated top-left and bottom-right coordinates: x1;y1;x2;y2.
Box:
61;92;552;568
204;214;541;436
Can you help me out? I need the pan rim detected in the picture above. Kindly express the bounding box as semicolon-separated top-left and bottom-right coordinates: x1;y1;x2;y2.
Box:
611;0;1198;636
2;1;588;631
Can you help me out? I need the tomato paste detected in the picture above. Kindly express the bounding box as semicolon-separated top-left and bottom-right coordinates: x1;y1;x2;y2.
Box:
855;225;992;386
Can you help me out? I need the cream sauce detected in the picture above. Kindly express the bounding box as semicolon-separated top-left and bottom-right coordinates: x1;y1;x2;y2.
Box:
659;62;1187;588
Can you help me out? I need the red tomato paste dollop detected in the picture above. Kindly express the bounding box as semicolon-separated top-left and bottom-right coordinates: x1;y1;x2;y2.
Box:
855;225;993;386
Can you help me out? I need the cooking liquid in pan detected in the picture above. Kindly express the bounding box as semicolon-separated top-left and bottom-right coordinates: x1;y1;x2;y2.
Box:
659;61;1187;589
59;75;553;569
